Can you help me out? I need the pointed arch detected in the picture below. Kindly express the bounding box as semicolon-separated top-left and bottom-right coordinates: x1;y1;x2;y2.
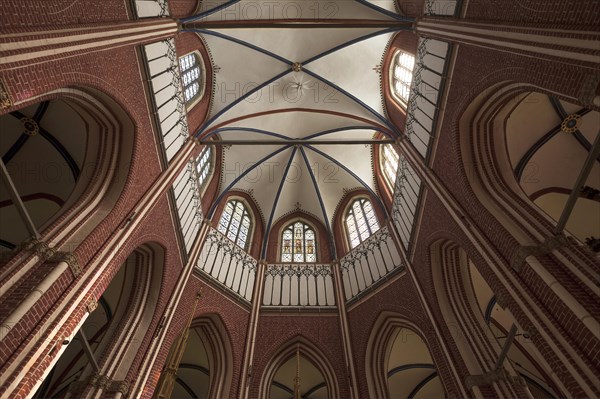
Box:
266;210;331;263
211;190;265;257
429;239;562;398
258;336;339;399
0;86;134;276
365;313;444;399
332;189;386;258
172;314;234;399
33;242;165;397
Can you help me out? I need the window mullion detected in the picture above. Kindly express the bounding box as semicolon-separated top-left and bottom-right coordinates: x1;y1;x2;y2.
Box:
360;200;372;236
351;208;361;245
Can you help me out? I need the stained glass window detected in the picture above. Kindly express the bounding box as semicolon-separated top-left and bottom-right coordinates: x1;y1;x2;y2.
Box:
381;144;400;190
179;53;202;104
390;51;415;105
196;146;211;189
218;200;252;250
345;198;380;249
281;221;316;263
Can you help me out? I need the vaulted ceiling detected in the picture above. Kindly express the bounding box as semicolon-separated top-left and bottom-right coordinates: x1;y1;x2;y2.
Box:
185;0;413;252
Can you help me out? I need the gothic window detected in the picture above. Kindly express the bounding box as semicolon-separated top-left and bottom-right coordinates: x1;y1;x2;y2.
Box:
179;52;202;104
281;221;317;263
381;143;400;190
196;146;211;190
218;199;252;250
390;50;415;106
345;198;380;249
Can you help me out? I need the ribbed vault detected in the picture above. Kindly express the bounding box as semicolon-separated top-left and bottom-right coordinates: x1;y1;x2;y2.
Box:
183;0;414;257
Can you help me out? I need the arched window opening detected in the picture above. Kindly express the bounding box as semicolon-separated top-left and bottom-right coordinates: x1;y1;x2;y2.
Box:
217;199;252;250
179;52;203;105
381;144;400;190
390;50;415;106
196;146;211;190
281;221;317;263
345;198;380;248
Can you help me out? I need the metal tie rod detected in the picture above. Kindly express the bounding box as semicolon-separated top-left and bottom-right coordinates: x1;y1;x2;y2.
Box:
555;129;600;234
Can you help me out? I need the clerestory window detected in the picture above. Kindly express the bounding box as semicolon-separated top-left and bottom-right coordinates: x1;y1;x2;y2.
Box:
390;50;415;106
179;52;203;105
345;198;380;249
218;199;252;250
281;221;317;263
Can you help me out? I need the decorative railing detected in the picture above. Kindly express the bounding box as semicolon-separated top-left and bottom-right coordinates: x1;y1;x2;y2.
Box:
263;264;335;307
340;227;404;301
425;0;461;16
391;156;422;251
132;0;170;18
142;38;188;164
171;161;203;256
195;228;257;302
405;38;452;159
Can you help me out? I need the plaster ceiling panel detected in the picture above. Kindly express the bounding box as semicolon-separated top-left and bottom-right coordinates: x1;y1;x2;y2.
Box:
221;111;386;138
201;33;290;118
214;120;379;143
305;31;394;119
314;143;375;190
505;93;561;167
559;98;583;115
209;27;384;63
308;129;376;141
412;375;444;399
302;148;373;226
199;0;396;22
360;0;401;14
205;71;380;130
269;150;328;226
387;328;434;368
387;368;434;399
579;110;600;143
524;132;600;196
194;0;231;16
220;145;295;220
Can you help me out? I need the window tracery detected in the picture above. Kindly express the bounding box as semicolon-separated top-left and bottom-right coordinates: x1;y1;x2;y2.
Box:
381;143;400;190
390;50;415;105
196;146;211;189
345;198;380;248
281;221;317;263
179;52;202;104
218;199;252;250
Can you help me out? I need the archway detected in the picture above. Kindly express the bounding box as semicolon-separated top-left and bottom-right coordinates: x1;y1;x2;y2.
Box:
366;315;445;399
0;88;134;260
431;239;559;398
31;242;164;398
459;84;600;249
504;92;600;245
458;82;600;399
169;314;233;399
260;338;338;399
